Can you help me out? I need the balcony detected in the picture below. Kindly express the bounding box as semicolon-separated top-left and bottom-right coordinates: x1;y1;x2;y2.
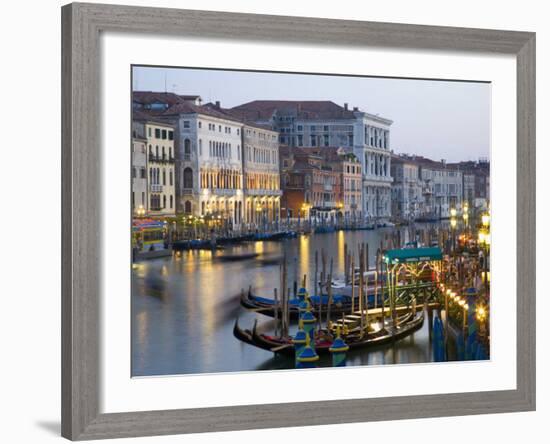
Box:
245;189;283;196
151;184;163;193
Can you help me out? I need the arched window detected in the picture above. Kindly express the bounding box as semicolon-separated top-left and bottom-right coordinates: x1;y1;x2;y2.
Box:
184;200;192;214
163;195;166;208
183;167;193;189
184;139;191;159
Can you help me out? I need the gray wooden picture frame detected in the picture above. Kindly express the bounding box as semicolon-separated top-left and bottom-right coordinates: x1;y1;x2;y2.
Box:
61;2;536;440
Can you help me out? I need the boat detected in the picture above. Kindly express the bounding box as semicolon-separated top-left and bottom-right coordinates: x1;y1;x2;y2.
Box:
172;239;217;250
214;252;260;262
233;311;425;356
253;231;298;241
240;288;385;319
313;226;336;234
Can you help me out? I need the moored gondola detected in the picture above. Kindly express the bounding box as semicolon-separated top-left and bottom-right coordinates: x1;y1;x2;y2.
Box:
233;311;425;357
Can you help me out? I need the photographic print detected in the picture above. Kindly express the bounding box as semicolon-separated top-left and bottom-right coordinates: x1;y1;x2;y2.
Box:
131;66;491;377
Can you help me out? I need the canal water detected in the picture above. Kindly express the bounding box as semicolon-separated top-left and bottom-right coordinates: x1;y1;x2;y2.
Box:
132;227;445;377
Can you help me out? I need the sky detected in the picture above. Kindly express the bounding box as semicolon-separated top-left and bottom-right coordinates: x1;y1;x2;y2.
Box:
133;66;490;162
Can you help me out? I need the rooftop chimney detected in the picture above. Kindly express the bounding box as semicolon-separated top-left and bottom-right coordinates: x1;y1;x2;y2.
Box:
215;100;221;109
353;106;358;111
344;103;348;111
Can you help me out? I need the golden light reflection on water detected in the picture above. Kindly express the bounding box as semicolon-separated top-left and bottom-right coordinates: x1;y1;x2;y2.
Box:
136;310;149;348
299;235;310;284
337;230;345;275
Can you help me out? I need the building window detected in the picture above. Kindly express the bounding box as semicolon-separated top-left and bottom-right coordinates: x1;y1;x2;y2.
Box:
162;169;166;185
148;127;151;137
183;167;193;189
162;129;167;139
168;131;173;140
199;139;202;156
183;121;190;129
198;121;202;129
170;170;173;186
324;134;329;146
155;128;161;138
184;200;192;214
184;139;191;160
163;195;166;208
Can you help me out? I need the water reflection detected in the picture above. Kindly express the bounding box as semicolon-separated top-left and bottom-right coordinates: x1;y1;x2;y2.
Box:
132;228;440;376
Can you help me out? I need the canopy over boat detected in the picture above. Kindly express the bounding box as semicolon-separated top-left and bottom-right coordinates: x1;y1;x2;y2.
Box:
383;247;443;265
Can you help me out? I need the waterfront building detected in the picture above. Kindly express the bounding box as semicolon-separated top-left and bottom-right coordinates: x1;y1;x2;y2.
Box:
241;123;282;227
131;122;148;216
231;100;392;221
298;147;362;222
132;112;176;217
279;146;341;222
390;155;423;221
161;101;245;227
410;156;463;218
451;159;490;210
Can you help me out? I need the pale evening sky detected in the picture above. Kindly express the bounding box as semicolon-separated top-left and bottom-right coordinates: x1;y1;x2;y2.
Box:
133;66;490;163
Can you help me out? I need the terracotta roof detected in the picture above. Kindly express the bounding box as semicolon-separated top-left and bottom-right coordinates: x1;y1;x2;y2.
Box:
201;103;278;131
231;100;358;121
132;109;176;127
162;101;245;123
133;91;187;106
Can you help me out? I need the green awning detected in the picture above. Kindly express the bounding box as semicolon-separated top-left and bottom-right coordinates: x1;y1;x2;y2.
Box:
383;247;443;264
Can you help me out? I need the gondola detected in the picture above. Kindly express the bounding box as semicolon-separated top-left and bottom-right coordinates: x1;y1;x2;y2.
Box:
233;311;424;356
240;288;385;319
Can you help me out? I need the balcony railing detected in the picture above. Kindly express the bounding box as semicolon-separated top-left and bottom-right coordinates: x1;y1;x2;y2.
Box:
148;155;175;163
151;184;163;193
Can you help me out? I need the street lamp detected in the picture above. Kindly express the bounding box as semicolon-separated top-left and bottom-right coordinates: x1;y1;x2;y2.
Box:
136;204;146;218
450;216;457;252
482;212;490;228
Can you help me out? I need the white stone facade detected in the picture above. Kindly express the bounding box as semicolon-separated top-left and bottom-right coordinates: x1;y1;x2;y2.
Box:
173;113;245;227
242;125;282;227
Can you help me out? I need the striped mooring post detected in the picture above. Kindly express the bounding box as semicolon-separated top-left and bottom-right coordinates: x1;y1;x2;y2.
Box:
292;319;307;366
296;333;319;369
300;301;317;351
329;326;349;367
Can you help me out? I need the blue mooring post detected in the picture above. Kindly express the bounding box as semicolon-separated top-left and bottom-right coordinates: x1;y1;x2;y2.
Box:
465;288;478;360
292;319;307;367
329;326;349;367
456;330;465;361
433;315;445;362
296;333;319;369
297;287;307;302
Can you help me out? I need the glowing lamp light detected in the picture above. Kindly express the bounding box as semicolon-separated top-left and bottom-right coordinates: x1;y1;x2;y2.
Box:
450;208;457;217
482;213;490;228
